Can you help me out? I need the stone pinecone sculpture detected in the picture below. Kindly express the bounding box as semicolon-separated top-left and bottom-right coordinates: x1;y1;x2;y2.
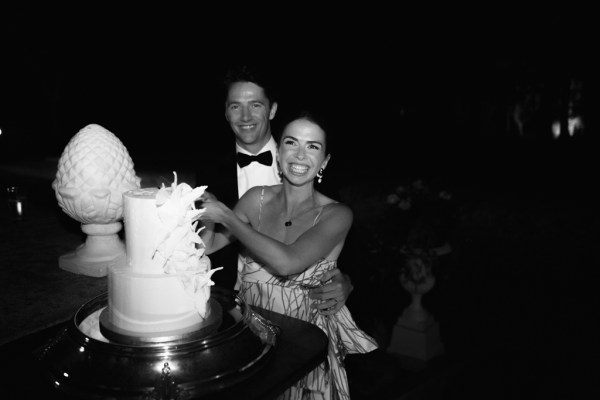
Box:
52;124;141;224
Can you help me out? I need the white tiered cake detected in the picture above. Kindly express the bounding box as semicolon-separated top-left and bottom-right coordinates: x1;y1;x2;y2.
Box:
102;173;221;337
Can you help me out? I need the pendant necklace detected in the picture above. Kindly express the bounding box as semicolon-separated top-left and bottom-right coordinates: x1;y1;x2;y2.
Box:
283;196;316;227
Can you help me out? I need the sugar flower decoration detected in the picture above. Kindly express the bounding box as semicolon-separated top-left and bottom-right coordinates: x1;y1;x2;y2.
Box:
152;171;221;318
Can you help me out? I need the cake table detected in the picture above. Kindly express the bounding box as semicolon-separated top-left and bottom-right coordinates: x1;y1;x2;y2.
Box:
0;287;328;400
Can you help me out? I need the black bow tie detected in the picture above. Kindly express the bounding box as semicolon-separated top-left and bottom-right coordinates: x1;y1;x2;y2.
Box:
236;151;273;168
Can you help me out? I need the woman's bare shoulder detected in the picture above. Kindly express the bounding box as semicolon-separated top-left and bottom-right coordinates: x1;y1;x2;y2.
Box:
237;185;282;213
318;196;353;224
264;184;283;196
325;202;353;217
239;185;279;201
317;192;351;211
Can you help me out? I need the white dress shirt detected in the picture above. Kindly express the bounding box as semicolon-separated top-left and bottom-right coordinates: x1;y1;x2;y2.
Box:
236;137;280;198
235;136;281;289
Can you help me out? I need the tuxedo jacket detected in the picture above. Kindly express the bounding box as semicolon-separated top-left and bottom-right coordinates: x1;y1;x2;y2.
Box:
195;146;242;290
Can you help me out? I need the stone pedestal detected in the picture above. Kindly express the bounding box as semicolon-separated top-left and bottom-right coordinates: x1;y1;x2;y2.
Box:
387;314;445;370
59;222;126;277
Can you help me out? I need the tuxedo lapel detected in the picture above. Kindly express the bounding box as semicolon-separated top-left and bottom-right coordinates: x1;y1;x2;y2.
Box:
221;151;239;207
195;150;238;208
195;148;240;290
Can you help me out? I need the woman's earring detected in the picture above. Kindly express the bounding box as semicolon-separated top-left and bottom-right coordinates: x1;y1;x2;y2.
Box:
317;168;324;184
277;163;283;178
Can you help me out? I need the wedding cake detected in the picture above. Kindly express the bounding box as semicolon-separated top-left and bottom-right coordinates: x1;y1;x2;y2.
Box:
102;173;221;336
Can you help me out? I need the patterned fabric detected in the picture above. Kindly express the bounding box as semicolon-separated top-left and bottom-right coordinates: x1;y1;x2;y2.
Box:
239;257;378;400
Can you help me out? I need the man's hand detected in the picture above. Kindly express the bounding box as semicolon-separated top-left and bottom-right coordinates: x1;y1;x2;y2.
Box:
309;268;353;315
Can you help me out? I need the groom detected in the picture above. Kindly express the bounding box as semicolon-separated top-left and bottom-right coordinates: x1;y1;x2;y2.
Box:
196;64;353;314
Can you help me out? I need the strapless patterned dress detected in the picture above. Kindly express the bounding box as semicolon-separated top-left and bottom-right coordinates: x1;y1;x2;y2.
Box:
239;257;378;400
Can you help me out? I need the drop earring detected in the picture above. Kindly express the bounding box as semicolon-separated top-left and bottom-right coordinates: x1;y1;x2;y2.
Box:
317;168;324;184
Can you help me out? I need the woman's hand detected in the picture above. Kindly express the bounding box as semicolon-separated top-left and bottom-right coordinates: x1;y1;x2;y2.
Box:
199;190;218;202
196;191;239;254
198;191;230;225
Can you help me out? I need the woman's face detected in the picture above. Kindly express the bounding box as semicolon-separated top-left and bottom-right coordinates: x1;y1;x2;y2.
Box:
278;118;330;186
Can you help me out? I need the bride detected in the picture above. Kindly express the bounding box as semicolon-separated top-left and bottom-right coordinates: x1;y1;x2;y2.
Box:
199;111;377;400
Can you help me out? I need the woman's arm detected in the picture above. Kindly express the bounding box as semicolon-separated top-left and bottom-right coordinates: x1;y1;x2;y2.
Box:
199;222;237;255
200;189;353;275
198;193;237;255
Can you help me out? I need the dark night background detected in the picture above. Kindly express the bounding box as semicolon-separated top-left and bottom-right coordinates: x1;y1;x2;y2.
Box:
1;11;599;398
2;12;597;188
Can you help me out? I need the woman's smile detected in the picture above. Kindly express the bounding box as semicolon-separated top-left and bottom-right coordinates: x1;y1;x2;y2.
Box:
288;163;310;176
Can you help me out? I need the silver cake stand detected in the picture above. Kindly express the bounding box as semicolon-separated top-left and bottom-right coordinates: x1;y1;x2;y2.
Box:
35;287;280;399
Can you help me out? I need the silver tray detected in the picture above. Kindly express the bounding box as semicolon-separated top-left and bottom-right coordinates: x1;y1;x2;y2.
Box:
98;298;224;345
35;287;280;399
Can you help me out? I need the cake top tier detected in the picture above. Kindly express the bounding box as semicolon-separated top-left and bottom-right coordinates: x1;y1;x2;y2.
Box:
125;188;163;198
123;172;210;275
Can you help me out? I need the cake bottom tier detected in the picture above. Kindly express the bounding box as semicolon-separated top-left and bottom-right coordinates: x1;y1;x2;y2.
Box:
107;266;213;335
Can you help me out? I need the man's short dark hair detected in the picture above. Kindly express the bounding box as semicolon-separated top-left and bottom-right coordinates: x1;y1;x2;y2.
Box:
223;63;278;106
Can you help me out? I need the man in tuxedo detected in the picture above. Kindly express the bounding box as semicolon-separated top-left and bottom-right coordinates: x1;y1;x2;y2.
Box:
197;64;353;313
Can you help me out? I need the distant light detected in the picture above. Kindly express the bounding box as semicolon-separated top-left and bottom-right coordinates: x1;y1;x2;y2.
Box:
79;346;85;352
551;116;583;139
0;127;3;135
551;122;560;138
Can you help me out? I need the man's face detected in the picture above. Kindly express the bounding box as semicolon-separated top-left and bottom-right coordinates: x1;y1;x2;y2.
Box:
225;81;277;153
